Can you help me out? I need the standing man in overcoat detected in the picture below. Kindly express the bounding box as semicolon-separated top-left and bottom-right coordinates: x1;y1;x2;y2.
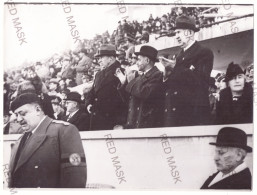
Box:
161;15;214;127
115;46;163;129
9;93;87;188
86;44;127;130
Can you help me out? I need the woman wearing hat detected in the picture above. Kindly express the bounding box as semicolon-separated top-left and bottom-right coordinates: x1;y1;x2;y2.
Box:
215;62;253;124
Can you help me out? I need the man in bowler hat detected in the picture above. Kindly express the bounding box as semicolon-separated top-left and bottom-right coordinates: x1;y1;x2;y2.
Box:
9;93;87;188
115;45;163;129
86;44;127;130
160;15;214;127
63;92;90;131
216;62;253;124
201;127;252;189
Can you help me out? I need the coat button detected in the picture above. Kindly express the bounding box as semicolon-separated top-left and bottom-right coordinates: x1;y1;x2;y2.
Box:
174;91;177;95
93;112;96;116
165;109;168;112
137;107;139;111
35;166;39;169
182;57;185;60
166;92;168;96
95;98;98;101
172;108;176;111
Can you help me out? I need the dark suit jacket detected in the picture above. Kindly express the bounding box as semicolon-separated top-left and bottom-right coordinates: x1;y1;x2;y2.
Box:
119;66;163;129
216;83;253;124
86;61;127;130
63;108;90;131
9;116;87;188
201;168;252;189
163;41;214;127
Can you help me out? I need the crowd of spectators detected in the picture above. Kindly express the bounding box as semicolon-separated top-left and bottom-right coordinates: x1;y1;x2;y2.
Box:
3;6;253;134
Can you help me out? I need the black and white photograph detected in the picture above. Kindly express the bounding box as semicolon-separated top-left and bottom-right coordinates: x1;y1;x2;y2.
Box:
2;0;255;193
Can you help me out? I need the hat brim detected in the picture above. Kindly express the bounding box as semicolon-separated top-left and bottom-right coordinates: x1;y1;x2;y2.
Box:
209;142;252;153
94;53;117;58
63;98;82;104
134;52;159;62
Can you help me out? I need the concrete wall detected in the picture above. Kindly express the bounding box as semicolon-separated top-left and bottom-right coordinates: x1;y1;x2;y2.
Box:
3;123;253;189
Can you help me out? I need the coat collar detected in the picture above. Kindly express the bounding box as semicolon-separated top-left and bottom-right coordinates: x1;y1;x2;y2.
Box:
10;116;53;174
143;66;159;79
67;108;82;123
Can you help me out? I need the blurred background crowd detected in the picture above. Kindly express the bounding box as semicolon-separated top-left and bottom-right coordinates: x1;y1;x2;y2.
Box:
3;6;253;134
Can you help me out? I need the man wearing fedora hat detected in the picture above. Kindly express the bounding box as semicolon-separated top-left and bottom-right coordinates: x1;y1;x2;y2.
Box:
201;127;252;189
86;44;127;130
115;45;163;129
63;92;90;131
160;15;214;127
215;62;253;124
8;93;87;188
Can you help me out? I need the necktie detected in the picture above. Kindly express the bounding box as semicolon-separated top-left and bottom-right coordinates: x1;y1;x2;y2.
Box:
13;132;32;169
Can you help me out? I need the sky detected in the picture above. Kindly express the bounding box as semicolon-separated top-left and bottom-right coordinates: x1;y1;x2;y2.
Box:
3;3;172;70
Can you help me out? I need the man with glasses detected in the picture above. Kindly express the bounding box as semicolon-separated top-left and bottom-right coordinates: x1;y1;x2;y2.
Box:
63;92;89;131
86;44;127;130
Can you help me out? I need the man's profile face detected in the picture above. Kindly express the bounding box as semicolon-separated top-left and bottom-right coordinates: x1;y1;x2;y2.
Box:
98;56;110;69
214;146;241;174
14;104;41;132
65;100;77;113
137;55;148;72
175;29;194;48
228;74;245;92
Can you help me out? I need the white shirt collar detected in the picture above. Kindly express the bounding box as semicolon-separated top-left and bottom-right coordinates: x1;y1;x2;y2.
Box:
208;162;248;187
143;67;153;74
184;40;196;52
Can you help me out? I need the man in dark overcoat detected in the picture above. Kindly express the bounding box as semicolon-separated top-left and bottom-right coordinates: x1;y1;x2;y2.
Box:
63;92;90;131
201;127;252;189
86;44;127;130
215;62;253;124
115;46;163;129
161;15;214;127
9;93;87;188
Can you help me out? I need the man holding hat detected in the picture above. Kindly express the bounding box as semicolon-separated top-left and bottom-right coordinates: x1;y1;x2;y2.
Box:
160;15;214;127
63;92;90;131
201;127;252;189
86;44;127;130
216;62;253;124
115;45;163;129
8;93;87;188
